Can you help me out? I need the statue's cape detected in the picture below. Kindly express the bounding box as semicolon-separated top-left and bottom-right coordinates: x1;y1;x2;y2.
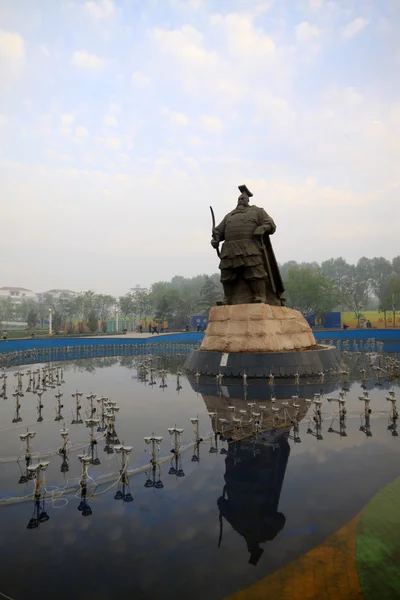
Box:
263;232;285;297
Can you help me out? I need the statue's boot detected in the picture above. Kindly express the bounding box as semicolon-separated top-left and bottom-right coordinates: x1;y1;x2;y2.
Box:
249;279;266;303
222;282;235;305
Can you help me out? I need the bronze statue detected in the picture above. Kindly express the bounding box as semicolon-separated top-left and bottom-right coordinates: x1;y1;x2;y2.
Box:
211;185;285;306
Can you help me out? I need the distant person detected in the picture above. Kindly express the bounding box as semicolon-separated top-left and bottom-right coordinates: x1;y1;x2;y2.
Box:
185;324;189;332
148;323;152;333
197;324;201;332
367;320;372;329
152;325;159;335
160;325;164;333
2;332;7;340
139;324;143;334
343;323;349;330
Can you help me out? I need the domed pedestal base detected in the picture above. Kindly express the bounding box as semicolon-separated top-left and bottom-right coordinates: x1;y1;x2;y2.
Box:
184;304;342;378
184;345;342;378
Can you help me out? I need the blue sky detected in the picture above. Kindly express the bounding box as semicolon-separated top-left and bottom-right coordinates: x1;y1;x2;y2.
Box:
0;0;399;294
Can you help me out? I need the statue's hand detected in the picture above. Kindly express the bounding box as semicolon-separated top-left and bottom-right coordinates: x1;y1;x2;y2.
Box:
211;239;219;249
254;224;272;237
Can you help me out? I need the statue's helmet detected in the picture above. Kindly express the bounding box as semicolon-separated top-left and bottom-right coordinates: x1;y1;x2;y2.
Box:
238;184;253;197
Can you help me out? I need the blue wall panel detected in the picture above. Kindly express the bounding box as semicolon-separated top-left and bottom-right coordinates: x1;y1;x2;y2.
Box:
323;312;341;328
1;329;400;354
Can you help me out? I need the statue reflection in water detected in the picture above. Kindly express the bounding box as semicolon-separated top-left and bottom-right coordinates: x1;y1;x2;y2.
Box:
217;431;289;565
189;375;340;566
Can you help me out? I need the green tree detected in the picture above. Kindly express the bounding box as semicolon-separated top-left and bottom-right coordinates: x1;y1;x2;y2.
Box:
368;257;393;302
339;265;370;326
284;266;337;320
153;289;180;324
133;289;153;323
279;261;298;280
37;298;50;328
199;275;221;313
0;298;14;326
321;257;352;287
27;308;38;330
380;275;400;327
95;294;116;321
87;311;99;333
53;311;64;334
392;256;400;276
15;298;38;322
118;293;135;319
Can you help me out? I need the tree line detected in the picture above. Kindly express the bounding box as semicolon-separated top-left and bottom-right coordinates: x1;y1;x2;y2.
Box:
0;255;399;332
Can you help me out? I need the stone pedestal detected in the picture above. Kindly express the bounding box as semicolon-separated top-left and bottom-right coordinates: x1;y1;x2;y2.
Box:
201;304;316;353
184;304;342;378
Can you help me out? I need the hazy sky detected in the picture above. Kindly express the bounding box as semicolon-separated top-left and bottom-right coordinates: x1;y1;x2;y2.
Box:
1;0;399;296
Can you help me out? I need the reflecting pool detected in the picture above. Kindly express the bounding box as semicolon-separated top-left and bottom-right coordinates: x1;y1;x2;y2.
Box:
0;349;399;599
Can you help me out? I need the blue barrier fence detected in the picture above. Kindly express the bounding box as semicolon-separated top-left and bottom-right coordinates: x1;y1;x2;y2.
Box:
0;332;203;354
313;329;400;342
1;329;400;355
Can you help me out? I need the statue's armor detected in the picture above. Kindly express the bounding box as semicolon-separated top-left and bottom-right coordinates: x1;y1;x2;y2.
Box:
212;200;284;306
213;205;276;280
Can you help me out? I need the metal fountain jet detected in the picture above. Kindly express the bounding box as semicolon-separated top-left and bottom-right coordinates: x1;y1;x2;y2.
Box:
85;418;101;465
20;429;36;461
27;459;50;500
114;443;134;501
71;391;83;424
34;388;45;422
77;454;93;516
96;396;108;431
59;424;70;473
54;392;64;421
144;434;164;488
159;369;168;389
86;393;97;418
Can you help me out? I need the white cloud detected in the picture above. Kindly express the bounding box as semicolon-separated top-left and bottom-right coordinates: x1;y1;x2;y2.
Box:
84;0;115;19
162;107;189;126
61;114;75;126
295;21;322;43
105;137;121;150
0;29;25;59
252;90;296;130
104;114;118;127
324;86;363;108
342;18;368;39
343;87;363;106
169;0;202;9
71;49;105;69
251;1;275;16
308;0;324;10
201;115;223;132
108;102;120;114
211;13;275;60
75;126;88;138
39;44;50;56
131;70;150;87
189;136;202;146
150;25;217;70
45;149;74;162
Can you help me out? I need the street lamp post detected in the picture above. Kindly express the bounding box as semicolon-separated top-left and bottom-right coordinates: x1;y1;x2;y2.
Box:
48;309;52;336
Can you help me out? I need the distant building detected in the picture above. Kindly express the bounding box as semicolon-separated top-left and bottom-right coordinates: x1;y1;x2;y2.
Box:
129;284;148;294
0;287;38;304
37;289;76;301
